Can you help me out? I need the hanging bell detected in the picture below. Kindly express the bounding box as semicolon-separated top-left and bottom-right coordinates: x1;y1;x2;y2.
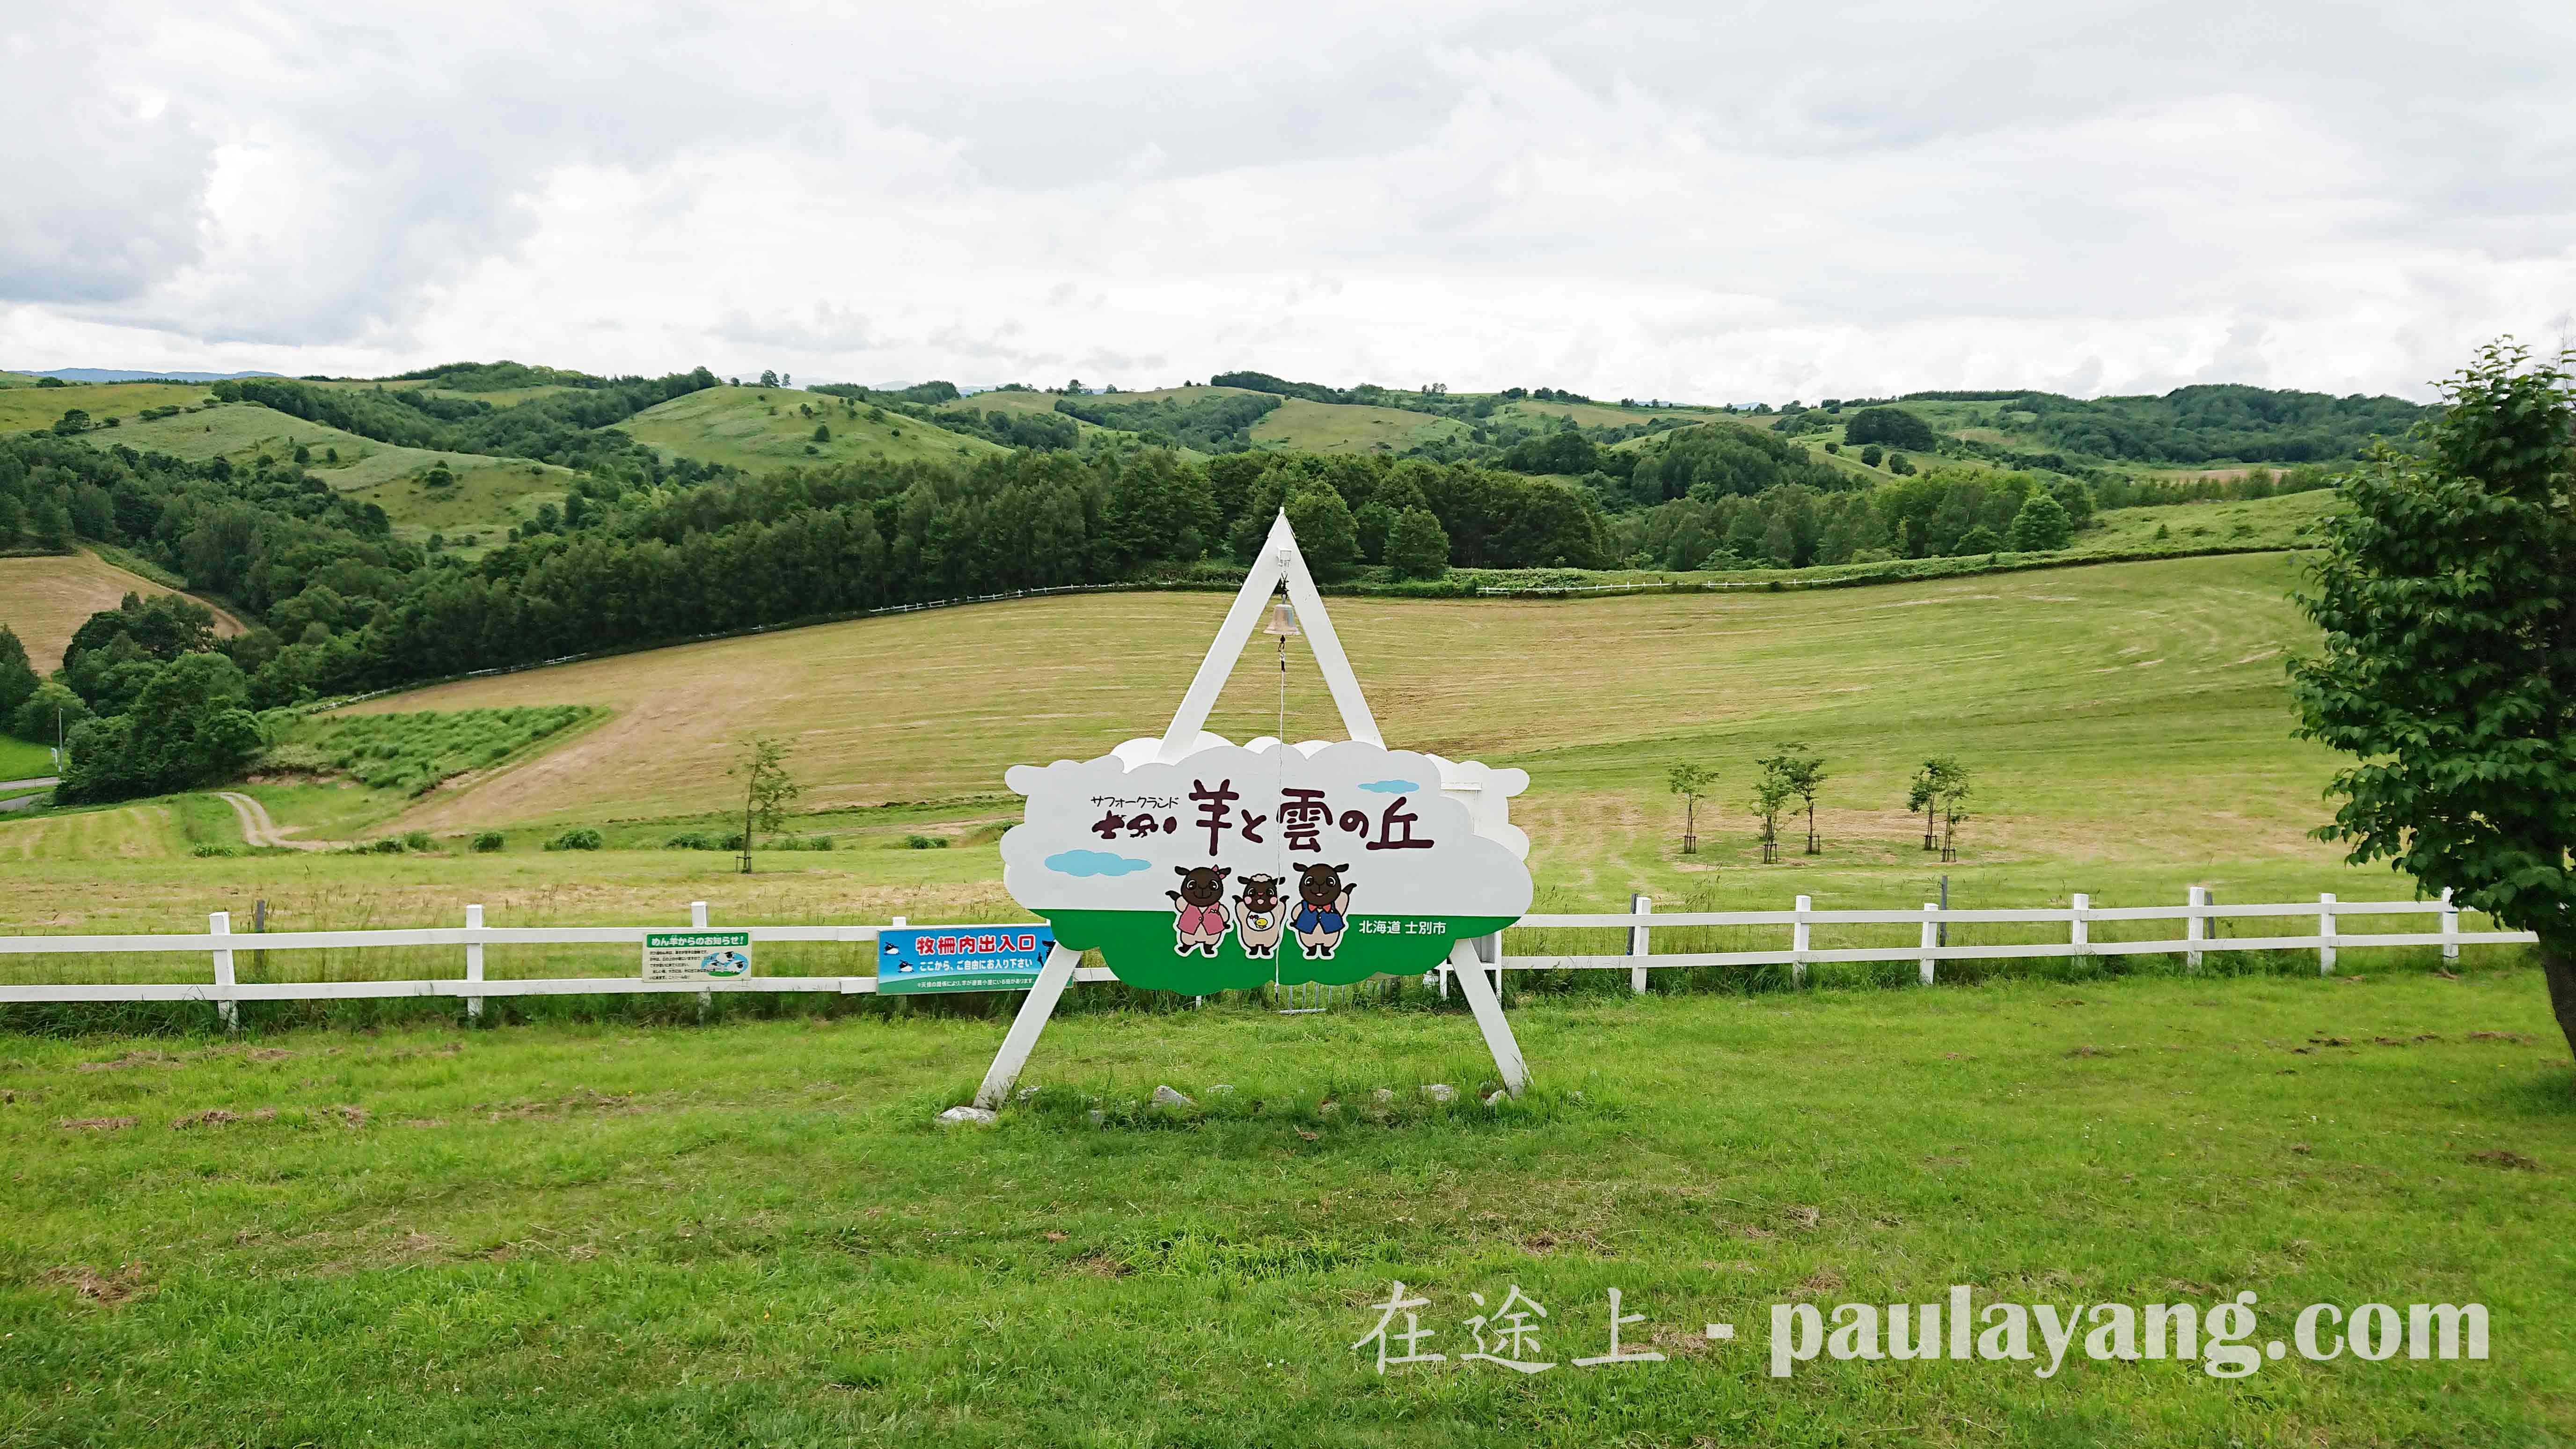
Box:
1263;601;1300;638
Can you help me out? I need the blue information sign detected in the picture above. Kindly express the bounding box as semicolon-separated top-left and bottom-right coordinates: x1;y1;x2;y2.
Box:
876;924;1056;995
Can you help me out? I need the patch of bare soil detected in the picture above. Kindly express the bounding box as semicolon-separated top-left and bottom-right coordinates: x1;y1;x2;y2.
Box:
2468;1150;2544;1172
477;1087;639;1123
57;1116;136;1131
36;1262;152;1306
76;1050;181;1072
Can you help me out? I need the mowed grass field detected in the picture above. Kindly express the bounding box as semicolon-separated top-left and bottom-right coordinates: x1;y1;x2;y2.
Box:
5;547;2416;946
4;973;2569;1446
336;552;2331;863
0;549;245;671
615;385;1008;474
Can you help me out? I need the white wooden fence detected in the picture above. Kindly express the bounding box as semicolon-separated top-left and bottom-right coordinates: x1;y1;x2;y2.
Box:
0;890;2538;1030
1456;888;2530;995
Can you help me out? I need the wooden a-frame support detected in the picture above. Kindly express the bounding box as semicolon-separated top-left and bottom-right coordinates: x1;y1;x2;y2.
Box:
971;513;1529;1110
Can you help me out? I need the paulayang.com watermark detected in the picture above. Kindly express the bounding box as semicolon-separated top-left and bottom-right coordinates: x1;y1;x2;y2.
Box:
1355;1282;2488;1381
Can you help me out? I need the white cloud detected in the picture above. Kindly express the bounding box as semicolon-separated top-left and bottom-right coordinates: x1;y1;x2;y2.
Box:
2;0;2570;400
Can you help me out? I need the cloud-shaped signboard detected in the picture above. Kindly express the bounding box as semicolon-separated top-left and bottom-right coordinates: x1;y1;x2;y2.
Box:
1003;740;1532;993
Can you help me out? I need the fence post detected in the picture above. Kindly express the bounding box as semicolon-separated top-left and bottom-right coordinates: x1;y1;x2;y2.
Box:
464;904;485;1022
1919;902;1939;986
692;900;712;1019
1790;895;1811;988
210;911;238;1034
1628;894;1651;995
2186;886;2209;972
2440;888;2459;964
2070;893;2089;962
2318;893;2336;976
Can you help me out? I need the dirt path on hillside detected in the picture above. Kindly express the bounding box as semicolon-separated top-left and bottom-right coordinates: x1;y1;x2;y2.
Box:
218;791;335;850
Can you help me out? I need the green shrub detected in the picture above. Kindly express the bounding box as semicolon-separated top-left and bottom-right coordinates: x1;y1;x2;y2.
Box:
470;831;505;852
545;827;604;852
663;831;714;850
260;706;595;797
903;834;949;850
368;837;404;854
401;830;434;852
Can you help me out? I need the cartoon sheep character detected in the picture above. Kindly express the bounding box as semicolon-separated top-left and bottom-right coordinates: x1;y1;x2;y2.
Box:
1232;873;1287;959
1167;865;1233;956
1290;862;1355;959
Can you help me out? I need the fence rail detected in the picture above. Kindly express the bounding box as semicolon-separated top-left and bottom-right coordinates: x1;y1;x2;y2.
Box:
0;890;2538;1028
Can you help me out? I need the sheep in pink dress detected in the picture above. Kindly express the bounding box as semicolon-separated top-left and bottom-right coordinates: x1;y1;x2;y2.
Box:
1168;865;1234;956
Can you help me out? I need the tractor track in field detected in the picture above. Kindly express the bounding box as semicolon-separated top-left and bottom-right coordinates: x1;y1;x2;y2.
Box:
217;791;339;851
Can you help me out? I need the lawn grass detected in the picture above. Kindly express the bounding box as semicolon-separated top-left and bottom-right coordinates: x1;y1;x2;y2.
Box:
0;549;246;672
3;973;2567;1446
614;384;1008;474
0;733;57;779
0;801;190;863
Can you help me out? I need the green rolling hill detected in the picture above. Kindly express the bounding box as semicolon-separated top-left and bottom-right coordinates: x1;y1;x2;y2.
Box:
615;384;1008;473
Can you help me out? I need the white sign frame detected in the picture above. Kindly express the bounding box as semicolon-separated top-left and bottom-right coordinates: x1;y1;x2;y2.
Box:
972;512;1530;1109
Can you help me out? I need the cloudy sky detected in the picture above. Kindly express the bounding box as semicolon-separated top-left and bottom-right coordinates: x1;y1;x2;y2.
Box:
4;1;2570;402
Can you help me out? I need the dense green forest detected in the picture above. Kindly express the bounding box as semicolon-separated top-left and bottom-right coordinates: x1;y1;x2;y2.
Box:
1897;384;2431;463
1053;390;1281;451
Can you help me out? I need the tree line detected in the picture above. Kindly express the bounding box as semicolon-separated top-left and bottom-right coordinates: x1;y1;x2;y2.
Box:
1;432;1628;803
1611;468;2094;571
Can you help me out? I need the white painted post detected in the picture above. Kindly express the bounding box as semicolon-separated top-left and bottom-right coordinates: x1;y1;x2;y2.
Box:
2070;893;2089;960
2440;889;2459;964
2186;886;2209;972
1919;902;1939;986
973;943;1083;1109
209;911;238;1033
2318;893;2337;976
1446;938;1530;1097
691;900;712;1018
464;904;485;1022
1628;893;1652;995
1790;895;1811;988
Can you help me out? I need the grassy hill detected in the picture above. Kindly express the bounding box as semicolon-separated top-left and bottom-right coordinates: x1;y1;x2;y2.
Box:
1249;397;1471;454
305;550;2370;903
0;549;246;671
0;381;215;435
310;378;585;408
615;384;1008;473
935;387;1212;455
98;402;578;550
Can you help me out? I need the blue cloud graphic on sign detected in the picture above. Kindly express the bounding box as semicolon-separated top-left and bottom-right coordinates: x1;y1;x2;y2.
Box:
1357;778;1420;794
1044;849;1154;878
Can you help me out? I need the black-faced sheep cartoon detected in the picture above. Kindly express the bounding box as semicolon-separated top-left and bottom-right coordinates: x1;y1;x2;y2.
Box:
1290;862;1354;959
1168;865;1233;956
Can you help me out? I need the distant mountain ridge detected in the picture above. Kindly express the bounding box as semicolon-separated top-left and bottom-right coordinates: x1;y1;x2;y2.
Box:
22;368;285;383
